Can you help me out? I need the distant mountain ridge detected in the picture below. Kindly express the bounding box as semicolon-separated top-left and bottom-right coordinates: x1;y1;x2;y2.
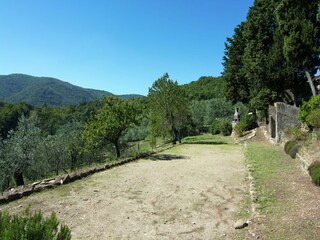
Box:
0;74;143;106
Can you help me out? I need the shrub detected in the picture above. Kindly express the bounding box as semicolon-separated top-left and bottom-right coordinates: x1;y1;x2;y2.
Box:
233;115;258;137
220;121;232;136
284;140;300;158
308;161;320;186
299;95;320;123
284;127;306;141
284;140;297;154
0;209;71;240
210;119;222;135
210;119;232;136
306;109;320;130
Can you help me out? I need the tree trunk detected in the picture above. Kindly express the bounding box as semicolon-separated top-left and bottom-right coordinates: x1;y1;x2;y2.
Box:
172;129;178;145
14;170;24;186
305;71;317;96
114;141;120;158
56;158;61;175
264;108;269;124
70;152;78;171
252;108;257;121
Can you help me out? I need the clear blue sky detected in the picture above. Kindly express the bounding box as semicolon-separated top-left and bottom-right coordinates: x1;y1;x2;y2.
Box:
0;0;253;95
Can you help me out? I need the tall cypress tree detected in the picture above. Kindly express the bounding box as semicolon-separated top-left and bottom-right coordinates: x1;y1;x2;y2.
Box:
276;0;320;101
222;0;320;108
242;0;277;100
222;22;249;104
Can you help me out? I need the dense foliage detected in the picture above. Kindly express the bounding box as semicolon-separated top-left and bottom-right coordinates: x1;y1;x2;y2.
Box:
84;96;141;158
148;73;189;144
0;102;33;138
234;115;258;137
210;119;232;136
181;76;226;101
299;95;320;129
223;0;320;109
0;209;71;240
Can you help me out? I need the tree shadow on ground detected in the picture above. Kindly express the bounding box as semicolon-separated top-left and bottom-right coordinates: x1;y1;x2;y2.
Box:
149;154;187;161
183;141;227;145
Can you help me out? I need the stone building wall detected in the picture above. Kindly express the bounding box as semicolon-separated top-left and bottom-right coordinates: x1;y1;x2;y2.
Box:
269;102;300;143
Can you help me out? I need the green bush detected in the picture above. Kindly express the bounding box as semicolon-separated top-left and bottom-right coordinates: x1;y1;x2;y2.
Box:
284;140;297;154
0;209;71;240
210;119;232;136
220;121;232;136
234;123;245;137
210;119;222;135
284;140;300;158
284;127;307;141
233;115;258;137
308;161;320;186
306;109;320;130
299;95;320;123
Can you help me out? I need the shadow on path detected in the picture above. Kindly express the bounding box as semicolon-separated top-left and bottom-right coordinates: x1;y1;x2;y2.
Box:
183;141;227;145
149;154;187;161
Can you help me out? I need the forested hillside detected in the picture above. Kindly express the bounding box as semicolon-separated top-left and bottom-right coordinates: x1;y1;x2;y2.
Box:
0;74;141;106
181;76;226;100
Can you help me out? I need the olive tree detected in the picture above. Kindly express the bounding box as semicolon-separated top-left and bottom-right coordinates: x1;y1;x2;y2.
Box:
5;112;42;186
84;96;141;158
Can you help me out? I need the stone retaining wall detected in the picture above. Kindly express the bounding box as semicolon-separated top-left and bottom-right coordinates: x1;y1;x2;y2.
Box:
269;102;300;143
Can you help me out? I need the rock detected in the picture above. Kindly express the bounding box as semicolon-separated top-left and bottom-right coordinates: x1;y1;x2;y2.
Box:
63;175;71;184
54;176;64;186
234;219;248;229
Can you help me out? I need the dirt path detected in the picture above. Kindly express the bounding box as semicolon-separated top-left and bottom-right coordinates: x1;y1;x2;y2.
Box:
1;143;246;240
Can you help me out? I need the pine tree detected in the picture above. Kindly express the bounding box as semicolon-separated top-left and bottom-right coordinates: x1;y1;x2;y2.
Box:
148;73;189;144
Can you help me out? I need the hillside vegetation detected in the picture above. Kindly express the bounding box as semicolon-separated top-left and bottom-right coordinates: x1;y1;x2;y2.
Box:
0;74;141;106
181;76;226;101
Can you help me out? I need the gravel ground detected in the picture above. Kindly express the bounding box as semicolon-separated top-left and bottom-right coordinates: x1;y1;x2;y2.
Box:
1;143;246;240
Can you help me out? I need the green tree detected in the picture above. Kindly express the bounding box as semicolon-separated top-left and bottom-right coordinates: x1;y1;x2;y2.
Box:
276;0;320;101
0;137;11;191
204;98;233;125
242;0;279;100
148;73;189;144
249;88;277;123
0;102;33;138
189;100;208;129
84;96;141;158
40;122;84;175
222;22;249;103
40;134;69;176
181;76;226;101
63;122;85;170
5;112;42;186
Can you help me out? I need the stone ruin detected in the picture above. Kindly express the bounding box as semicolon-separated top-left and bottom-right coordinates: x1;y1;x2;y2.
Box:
269;102;300;143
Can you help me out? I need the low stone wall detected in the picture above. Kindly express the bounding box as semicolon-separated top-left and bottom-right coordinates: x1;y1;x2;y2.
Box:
296;153;311;172
0;148;172;205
